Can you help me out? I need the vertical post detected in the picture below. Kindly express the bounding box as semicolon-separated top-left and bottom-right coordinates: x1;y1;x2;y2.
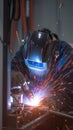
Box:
0;0;3;128
2;0;10;127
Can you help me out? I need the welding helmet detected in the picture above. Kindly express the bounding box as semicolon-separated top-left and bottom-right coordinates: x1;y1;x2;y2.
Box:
24;29;53;80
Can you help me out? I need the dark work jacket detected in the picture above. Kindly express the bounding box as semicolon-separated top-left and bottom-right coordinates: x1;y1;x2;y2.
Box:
11;41;73;112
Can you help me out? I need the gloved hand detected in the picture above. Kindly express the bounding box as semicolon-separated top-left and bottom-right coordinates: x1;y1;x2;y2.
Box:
11;70;33;99
11;71;25;87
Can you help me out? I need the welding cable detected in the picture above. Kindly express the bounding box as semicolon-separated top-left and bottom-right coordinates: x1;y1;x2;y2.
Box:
13;0;20;21
10;21;17;54
21;0;34;35
26;0;30;31
21;0;27;35
10;0;20;54
30;0;34;32
9;0;20;22
9;0;15;23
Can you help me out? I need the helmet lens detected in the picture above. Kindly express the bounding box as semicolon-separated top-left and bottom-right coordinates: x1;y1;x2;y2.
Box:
25;59;47;71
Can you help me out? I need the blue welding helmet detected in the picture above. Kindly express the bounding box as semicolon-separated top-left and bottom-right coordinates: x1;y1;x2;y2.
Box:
24;29;51;80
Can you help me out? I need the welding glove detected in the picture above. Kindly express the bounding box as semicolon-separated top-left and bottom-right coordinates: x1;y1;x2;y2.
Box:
11;70;25;87
11;70;33;99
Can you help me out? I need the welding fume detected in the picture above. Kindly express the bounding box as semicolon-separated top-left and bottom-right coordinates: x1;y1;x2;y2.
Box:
10;28;73;128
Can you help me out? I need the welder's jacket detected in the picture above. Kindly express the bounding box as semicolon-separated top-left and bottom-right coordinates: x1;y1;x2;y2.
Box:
11;40;73;113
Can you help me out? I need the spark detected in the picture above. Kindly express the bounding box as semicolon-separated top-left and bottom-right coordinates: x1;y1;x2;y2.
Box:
24;90;47;107
28;95;40;106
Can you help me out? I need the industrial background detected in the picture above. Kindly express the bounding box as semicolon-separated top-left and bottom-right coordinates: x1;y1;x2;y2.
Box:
0;0;73;129
10;0;73;57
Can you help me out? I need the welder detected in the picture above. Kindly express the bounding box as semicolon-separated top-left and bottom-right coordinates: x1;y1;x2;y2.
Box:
11;28;73;113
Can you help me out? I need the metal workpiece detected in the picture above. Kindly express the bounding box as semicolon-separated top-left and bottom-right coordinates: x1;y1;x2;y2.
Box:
20;110;73;130
6;103;73;130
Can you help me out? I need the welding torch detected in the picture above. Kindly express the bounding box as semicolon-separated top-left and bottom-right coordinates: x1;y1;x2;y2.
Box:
21;81;34;100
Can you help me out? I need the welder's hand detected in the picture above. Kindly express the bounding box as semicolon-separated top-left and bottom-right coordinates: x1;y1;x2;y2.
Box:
11;71;25;87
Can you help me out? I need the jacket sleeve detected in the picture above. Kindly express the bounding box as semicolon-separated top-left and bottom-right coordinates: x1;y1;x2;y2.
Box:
11;45;28;75
53;42;73;112
46;41;73;112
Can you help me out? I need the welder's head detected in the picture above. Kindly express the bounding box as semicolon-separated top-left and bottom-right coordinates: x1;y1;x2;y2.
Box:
24;28;54;81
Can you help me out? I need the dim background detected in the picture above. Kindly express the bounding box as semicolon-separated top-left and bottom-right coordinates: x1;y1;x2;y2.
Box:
0;0;73;128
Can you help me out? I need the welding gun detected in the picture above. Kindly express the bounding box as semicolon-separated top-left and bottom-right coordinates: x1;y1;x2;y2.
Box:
21;80;34;100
